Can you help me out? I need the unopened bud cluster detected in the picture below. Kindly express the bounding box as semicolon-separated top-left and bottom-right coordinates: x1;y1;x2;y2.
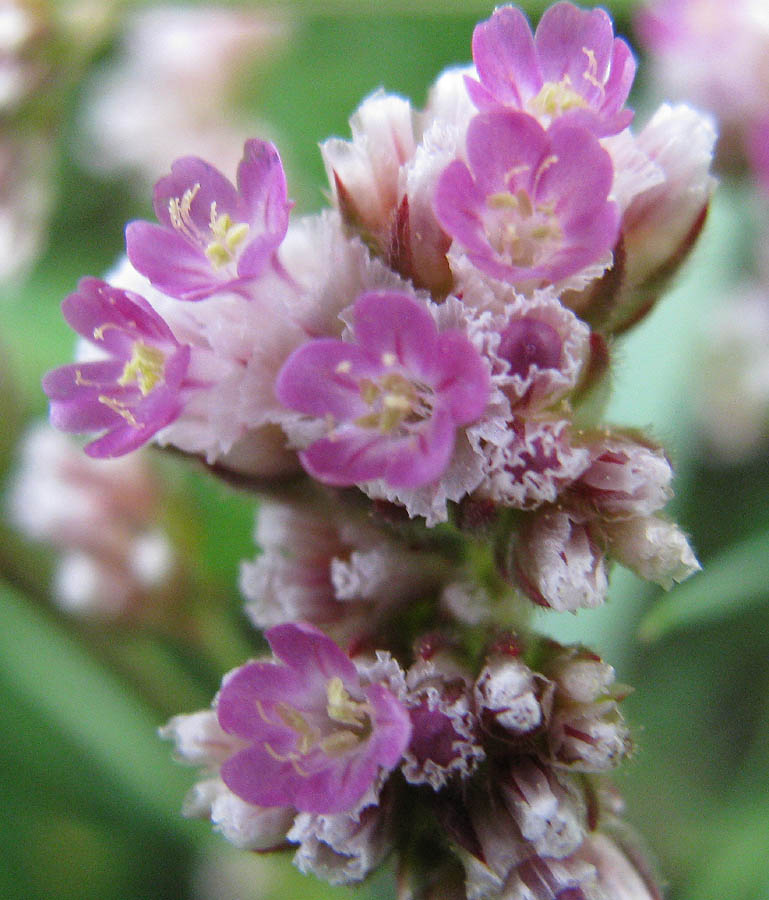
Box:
41;3;711;898
8;423;176;619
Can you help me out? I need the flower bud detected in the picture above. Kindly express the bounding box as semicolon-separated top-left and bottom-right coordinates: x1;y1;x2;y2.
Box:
607;515;700;588
572;434;674;520
540;645;632;772
450;772;596;900
624;104;716;279
240;499;444;642
474;652;553;737
402;650;485;789
607;104;717;334
160;710;294;851
289;794;394;886
210;788;295;851
513;509;608;611
499;758;587;859
8;423;177;620
579;832;663;900
322;91;416;250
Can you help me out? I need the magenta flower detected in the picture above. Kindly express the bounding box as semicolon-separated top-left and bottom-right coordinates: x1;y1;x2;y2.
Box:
435;110;619;286
42;278;191;458
276;291;490;489
126;139;291;301
217;623;411;815
467;2;636;137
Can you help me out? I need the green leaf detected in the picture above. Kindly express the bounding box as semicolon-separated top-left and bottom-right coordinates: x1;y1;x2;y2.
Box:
639;528;769;641
685;800;769;900
0;579;197;835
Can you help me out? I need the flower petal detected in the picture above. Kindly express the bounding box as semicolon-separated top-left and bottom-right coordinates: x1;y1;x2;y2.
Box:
472;6;541;107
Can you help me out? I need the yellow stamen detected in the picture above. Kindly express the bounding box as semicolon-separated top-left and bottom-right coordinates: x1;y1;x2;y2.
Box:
255;699;278;725
275;702;318;755
117;342;166;396
488;191;521;211
355;372;432;433
168;183;201;241
321;730;363;757
263;742;310;777
581;46;604;94
529;75;587;118
326;677;370;729
92;322;121;342
74;369;98;388
97;395;141;428
205;201;250;269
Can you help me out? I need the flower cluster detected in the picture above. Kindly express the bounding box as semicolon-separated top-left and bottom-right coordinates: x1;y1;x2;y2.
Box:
76;5;290;186
8;422;176;619
42;3;714;897
637;0;769;188
637;0;769;462
696;283;769;460
164;624;650;897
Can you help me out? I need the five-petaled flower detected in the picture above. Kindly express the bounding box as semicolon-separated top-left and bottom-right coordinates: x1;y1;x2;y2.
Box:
42;278;191;457
276;291;490;489
436;109;619;286
467;1;636;136
126;139;291;301
217;622;412;814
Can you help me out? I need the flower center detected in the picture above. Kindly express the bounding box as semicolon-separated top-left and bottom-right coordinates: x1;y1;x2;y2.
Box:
355;371;433;433
264;678;372;769
528;75;587;119
323;676;372;754
117;341;166;396
499;318;563;378
486;189;563;269
205;202;250;269
168;183;250;269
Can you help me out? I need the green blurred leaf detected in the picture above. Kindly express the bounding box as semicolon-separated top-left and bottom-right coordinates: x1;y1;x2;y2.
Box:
605;186;748;468
1;672;196;900
685;801;769;900
0;579;197;834
639;528;769;641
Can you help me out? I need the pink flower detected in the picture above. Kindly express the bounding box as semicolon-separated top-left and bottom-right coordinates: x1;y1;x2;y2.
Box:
216;623;411;815
126;139;291;301
276;291;490;489
43;278;191;457
467;2;636;136
435;110;619;287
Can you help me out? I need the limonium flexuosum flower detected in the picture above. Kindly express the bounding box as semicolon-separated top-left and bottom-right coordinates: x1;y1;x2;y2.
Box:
43;278;192;457
38;4;715;896
467;1;636;136
216;623;411;815
276;290;490;489
435;110;619;288
126;139;291;301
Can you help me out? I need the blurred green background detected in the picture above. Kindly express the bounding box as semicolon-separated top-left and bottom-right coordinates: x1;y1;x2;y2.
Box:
1;1;768;898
